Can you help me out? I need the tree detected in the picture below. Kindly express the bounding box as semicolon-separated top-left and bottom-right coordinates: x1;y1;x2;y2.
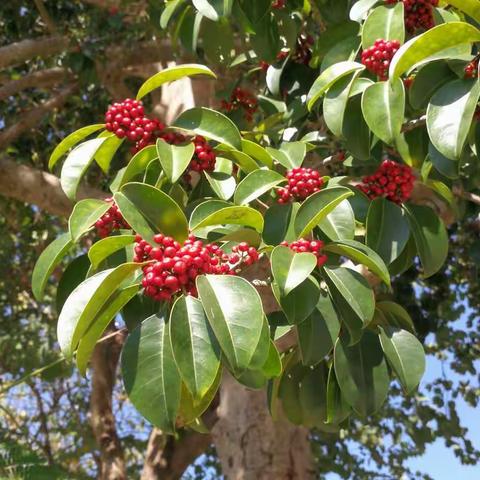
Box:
1;0;480;479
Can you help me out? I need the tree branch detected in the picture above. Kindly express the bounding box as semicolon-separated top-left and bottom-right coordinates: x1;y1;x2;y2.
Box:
0;84;78;150
90;328;127;480
0;68;71;101
0;35;69;70
401;115;427;133
33;0;58;34
453;186;480;206
0;156;105;217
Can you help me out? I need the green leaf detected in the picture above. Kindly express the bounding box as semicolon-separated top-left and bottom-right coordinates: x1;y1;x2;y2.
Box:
156;139;195;183
324;71;361;137
343;95;371;160
324;266;375;343
278;361;305;425
137;64;216;99
361;3;405;49
88;235;136;271
94;133;124;174
262;340;282;378
32;233;72;301
361;79;405;145
204;169;236;201
299;361;329;428
174;107;242;150
192;0;220;20
445;0;480;24
216;147;259;173
403;204;448;277
160;0;186;28
334;330;389;416
389;22;480;79
379;326;425;393
60;138;108;200
350;0;380;23
376;301;415;332
366;198;410;264
271;245;317;296
326;363;351;424
273;277;320;325
279;142;307;169
76;285;139;375
114;146;158;189
307;61;365;111
57;263;142;357
427;78;480;160
234;170;285;205
121;313;182;433
295;186;354;238
297;292;341;366
317;199;355;241
323;240;391;287
263;202;298;246
241;139;273;168
68;199;110;242
428;142;460;179
170;295;221;399
197;275;265;373
49;124;105;170
56;254;90;313
114;182;188;244
190;204;264;233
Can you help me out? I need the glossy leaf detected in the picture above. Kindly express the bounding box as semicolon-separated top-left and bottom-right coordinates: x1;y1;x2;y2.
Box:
350;0;380;22
56;255;90;313
307;61;365;111
334;330;390;416
445;0;480;24
170;295;221;399
121;314;182;433
156;139;195;183
295;186;354;238
403;204;448;277
279;142;307;169
160;0;186;28
361;3;405;49
389;22;480;79
263;203;298;246
57;263;142;357
379;326;425;393
49;124;105;170
427;78;480;160
299;362;329;428
204;170;236;201
174;107;242;150
88;235;136;271
262;341;282;378
326;365;351;424
32;233;72;301
366;198;410;264
216;146;259;173
234;169;285;205
317;199;355;241
115;146;158;189
95;133;124;173
68;199;110;242
197;275;265;373
376;301;415;332
323;240;391;287
137;64;216;99
343;95;371;160
297;292;341;366
60;138;108;200
362;79;405;145
271;245;317;296
114;182;188;244
241;139;273;168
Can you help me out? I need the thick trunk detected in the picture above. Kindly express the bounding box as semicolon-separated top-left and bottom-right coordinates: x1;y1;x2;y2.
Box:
212;373;314;480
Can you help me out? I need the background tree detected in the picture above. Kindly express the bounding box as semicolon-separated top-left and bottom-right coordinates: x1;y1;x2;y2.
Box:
1;1;480;479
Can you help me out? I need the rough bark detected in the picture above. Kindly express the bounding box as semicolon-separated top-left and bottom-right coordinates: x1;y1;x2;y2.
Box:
0;35;69;70
90;329;127;480
0;156;104;216
212;372;315;480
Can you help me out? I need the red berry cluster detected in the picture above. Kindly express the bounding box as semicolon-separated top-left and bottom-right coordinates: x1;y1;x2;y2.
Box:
358;160;415;204
385;0;438;33
292;34;314;66
94;198;130;238
272;0;286;9
134;235;260;302
465;58;479;79
277;167;324;204
280;239;328;268
361;39;400;81
221;88;258;122
190;136;217;172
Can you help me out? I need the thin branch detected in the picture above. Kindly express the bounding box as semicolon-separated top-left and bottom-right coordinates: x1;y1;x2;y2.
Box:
401;115;427;133
0;35;68;70
453;186;480;206
0;67;71;101
0;84;78;150
33;0;57;34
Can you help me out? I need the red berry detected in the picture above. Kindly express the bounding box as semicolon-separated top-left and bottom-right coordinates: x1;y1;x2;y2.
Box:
361;39;400;81
222;88;258;122
385;0;438;33
277;167;324;203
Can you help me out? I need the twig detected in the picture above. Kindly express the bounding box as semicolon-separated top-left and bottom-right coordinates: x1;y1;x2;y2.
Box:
453;186;480;206
401;115;427;133
33;0;57;34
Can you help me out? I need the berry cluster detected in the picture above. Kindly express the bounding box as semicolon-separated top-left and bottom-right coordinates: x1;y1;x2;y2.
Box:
361;39;400;81
190;136;217;172
292;34;314;66
221;87;258;122
385;0;438;33
134;234;260;302
465;58;479;79
272;0;286;8
94;198;130;238
281;239;328;268
277;167;324;204
358;160;415;204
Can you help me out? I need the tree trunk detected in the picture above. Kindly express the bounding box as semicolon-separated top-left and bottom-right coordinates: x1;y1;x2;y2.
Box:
212;372;314;480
